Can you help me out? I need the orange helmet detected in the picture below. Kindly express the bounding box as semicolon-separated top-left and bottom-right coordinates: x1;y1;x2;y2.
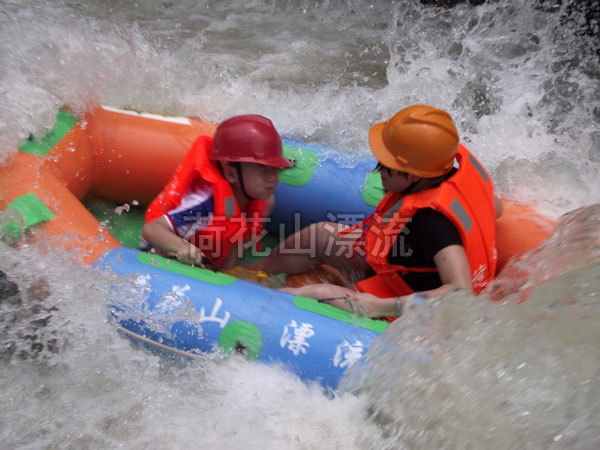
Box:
368;105;459;178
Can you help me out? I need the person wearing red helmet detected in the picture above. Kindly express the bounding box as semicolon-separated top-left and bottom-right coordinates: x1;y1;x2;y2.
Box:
255;105;502;319
142;114;292;270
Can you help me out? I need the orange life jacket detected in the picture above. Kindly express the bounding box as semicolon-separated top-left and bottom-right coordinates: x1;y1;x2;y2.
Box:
348;144;497;302
146;135;266;268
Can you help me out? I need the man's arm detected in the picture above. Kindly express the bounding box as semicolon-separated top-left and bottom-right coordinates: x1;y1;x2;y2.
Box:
352;245;472;317
142;217;205;266
280;244;473;318
427;244;473;295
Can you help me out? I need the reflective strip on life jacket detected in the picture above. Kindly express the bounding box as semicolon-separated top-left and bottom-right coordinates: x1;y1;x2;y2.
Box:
224;196;235;218
449;198;472;233
382;197;403;226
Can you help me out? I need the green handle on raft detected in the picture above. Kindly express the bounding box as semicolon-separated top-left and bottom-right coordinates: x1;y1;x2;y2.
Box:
1;192;55;242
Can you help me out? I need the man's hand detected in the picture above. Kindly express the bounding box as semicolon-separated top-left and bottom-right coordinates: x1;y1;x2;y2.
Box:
346;292;396;317
172;241;205;266
142;217;207;267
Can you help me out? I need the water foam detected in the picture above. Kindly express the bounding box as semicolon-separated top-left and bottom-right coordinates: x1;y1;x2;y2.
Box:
1;1;599;448
341;207;600;448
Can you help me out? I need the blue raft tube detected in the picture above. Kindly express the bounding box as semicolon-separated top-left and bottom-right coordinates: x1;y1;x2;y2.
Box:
91;124;390;391
0;107;390;391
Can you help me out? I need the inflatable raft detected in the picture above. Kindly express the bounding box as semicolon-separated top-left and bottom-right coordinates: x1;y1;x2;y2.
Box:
0;105;556;389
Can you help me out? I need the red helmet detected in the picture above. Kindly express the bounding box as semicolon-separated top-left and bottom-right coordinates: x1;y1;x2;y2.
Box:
210;114;293;168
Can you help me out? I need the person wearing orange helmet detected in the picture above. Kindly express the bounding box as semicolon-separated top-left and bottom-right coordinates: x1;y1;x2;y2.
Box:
142;114;292;270
255;105;501;319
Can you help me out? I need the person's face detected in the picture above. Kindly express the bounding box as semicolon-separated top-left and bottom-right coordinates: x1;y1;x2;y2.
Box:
237;162;280;200
376;162;420;193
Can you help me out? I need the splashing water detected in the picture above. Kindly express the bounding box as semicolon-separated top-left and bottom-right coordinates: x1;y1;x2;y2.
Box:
340;205;600;449
1;1;599;448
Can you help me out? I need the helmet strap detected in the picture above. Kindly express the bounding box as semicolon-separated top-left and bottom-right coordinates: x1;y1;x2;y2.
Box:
400;180;420;196
234;163;257;201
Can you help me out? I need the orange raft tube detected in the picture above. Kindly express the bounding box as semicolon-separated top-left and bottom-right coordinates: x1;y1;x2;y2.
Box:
0;106;215;263
0;105;555;273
